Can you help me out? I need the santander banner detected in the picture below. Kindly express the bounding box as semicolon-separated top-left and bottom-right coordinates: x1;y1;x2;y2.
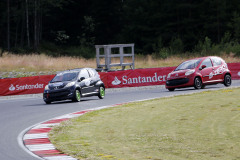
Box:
0;75;54;96
0;63;239;96
99;67;175;88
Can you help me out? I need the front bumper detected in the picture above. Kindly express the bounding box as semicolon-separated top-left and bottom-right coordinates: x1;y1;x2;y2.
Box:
165;77;195;89
43;87;74;102
166;78;189;86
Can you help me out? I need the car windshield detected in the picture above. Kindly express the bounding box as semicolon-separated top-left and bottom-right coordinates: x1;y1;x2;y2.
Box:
51;72;78;82
175;59;202;71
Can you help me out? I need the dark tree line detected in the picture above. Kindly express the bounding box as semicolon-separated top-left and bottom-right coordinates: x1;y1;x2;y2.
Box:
1;0;240;56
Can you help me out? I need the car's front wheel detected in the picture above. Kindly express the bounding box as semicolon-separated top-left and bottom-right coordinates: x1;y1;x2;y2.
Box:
194;77;202;89
168;88;175;91
223;74;231;87
45;100;51;104
72;89;81;102
98;86;105;99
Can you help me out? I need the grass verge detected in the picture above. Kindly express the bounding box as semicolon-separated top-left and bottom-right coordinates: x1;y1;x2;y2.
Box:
0;52;239;76
49;88;240;160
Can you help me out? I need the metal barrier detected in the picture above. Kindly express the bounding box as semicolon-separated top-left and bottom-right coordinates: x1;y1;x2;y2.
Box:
95;44;135;71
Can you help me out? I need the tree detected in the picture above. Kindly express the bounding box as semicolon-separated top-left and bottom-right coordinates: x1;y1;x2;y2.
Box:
7;0;10;51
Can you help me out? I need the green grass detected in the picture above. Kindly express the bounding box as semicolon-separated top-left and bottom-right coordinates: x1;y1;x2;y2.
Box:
49;88;240;160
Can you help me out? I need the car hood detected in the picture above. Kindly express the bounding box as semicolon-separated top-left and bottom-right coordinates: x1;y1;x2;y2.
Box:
167;69;190;80
48;81;69;89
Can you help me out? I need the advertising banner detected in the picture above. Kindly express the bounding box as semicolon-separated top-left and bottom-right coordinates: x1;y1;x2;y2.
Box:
99;67;175;88
228;63;240;80
0;75;54;96
0;63;239;96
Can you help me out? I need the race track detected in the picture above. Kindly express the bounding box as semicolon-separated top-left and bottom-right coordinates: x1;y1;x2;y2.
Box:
0;81;239;160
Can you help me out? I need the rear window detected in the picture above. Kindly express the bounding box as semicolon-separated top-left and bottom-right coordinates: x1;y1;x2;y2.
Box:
201;58;213;68
212;57;222;66
88;69;96;77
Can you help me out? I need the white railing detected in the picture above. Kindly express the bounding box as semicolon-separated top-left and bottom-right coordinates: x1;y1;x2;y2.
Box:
95;44;135;71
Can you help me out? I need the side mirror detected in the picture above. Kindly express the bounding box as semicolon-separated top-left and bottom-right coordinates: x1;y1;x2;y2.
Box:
200;65;206;70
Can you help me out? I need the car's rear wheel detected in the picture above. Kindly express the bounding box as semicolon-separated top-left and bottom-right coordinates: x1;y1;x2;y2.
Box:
168;88;175;91
223;74;231;87
72;89;81;102
98;86;105;99
194;77;202;89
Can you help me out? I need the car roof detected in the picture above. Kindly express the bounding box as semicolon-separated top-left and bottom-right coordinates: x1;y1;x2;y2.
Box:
186;56;222;61
57;68;95;74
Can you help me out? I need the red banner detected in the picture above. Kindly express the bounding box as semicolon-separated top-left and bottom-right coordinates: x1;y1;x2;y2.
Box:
0;75;54;96
99;67;175;88
228;63;240;80
0;63;239;96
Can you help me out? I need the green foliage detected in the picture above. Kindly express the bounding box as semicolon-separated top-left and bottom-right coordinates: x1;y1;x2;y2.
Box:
153;48;169;59
65;46;95;59
54;31;70;44
194;37;212;56
39;41;95;59
231;12;240;41
0;48;3;57
169;37;184;55
2;0;240;57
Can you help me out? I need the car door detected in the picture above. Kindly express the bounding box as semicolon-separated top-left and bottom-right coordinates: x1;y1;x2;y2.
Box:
211;57;224;81
79;69;91;95
200;58;214;83
87;68;98;93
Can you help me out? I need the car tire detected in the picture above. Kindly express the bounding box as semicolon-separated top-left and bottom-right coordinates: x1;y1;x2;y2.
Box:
98;86;105;99
45;101;51;104
223;74;231;87
194;77;202;89
72;89;81;102
168;88;175;91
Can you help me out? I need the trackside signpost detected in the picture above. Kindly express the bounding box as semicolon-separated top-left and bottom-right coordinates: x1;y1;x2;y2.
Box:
0;63;240;96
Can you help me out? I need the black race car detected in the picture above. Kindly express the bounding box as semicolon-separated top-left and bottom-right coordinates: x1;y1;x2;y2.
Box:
43;68;105;104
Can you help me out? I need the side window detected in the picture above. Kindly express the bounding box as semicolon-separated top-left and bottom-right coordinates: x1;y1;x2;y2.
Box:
88;69;95;77
201;58;213;68
80;69;90;79
212;57;222;66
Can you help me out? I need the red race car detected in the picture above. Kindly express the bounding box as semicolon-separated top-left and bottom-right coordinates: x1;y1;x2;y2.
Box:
165;56;232;91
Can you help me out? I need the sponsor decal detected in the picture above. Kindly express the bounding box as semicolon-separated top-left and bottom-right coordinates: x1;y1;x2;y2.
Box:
209;65;226;79
112;76;121;85
209;72;214;79
85;80;90;86
214;65;225;75
9;83;44;91
9;84;16;91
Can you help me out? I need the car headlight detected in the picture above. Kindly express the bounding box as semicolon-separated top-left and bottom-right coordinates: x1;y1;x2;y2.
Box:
185;69;195;76
44;85;49;90
65;82;75;88
167;73;171;79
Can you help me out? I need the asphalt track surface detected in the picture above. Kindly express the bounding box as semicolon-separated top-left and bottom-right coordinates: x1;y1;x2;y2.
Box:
0;81;239;160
